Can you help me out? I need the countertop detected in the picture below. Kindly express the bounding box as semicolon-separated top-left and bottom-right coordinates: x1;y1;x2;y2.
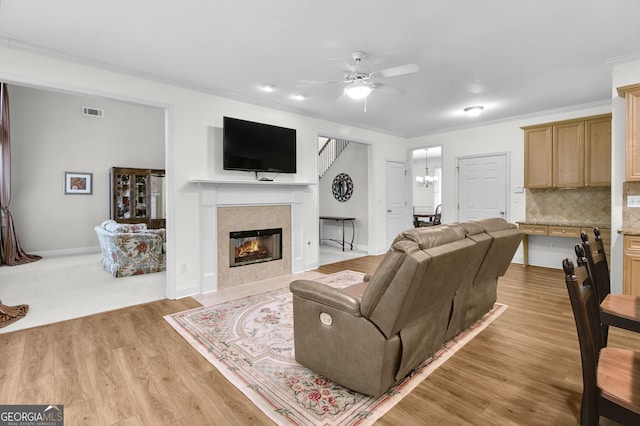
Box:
517;220;611;229
618;227;640;236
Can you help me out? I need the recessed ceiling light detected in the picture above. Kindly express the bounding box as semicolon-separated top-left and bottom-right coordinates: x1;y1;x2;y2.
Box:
291;94;306;101
260;84;276;92
464;105;484;117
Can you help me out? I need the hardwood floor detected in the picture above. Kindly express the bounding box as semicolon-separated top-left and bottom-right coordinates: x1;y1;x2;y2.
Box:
1;256;638;425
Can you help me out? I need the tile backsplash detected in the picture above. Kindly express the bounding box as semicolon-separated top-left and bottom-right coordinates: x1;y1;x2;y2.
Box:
526;187;611;227
623;181;640;228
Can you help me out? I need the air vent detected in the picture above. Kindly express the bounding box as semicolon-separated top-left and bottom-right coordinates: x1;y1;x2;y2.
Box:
82;106;104;118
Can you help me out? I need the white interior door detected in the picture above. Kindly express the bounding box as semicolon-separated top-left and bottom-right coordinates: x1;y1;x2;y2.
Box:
458;154;508;221
386;160;407;248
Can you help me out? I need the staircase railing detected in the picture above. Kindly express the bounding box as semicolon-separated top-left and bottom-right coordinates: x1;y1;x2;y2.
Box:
318;138;350;178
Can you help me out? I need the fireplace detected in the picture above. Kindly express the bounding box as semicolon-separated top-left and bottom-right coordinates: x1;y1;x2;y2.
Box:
216;205;291;290
229;228;282;267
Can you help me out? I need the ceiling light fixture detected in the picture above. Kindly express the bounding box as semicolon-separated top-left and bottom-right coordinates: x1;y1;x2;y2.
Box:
260;84;276;92
291;94;306;101
464;105;484;117
344;80;373;100
416;148;438;188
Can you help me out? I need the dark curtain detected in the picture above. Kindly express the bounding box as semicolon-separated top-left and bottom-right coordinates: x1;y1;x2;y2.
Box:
0;82;41;266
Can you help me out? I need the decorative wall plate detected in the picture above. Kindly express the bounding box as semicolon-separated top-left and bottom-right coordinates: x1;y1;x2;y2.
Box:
332;173;353;202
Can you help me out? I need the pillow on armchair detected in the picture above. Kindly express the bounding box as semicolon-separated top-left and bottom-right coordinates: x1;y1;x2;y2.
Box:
101;219;147;233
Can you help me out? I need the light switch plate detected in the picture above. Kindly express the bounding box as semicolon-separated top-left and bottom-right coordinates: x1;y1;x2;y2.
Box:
628;195;640;207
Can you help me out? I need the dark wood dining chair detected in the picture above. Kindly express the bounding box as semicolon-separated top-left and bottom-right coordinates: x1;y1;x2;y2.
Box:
579;229;640;344
432;204;442;225
563;258;640;425
413;204;441;227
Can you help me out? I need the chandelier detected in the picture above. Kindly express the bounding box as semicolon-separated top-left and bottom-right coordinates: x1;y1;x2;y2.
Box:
416;148;438;188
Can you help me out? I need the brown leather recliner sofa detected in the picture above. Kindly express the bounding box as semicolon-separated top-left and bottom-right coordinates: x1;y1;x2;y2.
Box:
289;218;523;397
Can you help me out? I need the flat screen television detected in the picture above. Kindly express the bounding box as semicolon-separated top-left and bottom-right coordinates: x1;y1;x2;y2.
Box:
223;116;297;173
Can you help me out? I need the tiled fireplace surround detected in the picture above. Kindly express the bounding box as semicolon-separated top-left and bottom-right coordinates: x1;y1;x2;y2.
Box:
195;181;307;293
218;206;290;289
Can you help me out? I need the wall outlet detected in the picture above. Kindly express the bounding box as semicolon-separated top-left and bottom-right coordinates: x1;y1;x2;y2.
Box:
628;195;640;208
179;262;188;273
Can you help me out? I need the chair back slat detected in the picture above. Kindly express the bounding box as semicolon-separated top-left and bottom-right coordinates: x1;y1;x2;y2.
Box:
432;204;442;225
563;258;602;424
580;229;611;304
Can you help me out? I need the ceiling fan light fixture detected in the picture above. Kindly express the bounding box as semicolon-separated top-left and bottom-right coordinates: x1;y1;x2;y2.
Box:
464;105;484;117
344;81;373;100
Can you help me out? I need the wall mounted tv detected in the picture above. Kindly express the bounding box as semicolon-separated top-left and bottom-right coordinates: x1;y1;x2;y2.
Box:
223;116;297;174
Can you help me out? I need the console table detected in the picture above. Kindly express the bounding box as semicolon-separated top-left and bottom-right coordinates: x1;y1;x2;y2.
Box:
320;216;355;251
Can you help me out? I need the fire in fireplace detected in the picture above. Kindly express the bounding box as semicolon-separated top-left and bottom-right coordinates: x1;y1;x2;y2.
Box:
229;228;282;267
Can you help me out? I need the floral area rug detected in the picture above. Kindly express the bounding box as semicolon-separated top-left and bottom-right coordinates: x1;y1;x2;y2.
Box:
165;270;507;425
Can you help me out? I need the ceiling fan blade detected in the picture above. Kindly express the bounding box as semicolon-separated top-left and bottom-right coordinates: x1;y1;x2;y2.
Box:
336;93;351;104
328;57;356;72
371;83;406;97
296;79;342;88
371;63;420;79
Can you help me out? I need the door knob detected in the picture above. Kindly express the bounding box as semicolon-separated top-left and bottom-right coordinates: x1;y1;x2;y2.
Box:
387;209;392;213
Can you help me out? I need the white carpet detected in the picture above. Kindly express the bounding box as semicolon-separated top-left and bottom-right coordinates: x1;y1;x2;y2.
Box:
0;253;165;333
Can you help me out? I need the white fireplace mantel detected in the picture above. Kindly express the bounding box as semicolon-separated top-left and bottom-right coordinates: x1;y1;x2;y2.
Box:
191;179;314;293
190;179;314;187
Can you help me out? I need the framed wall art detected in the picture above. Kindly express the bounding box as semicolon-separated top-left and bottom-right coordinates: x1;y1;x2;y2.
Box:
64;172;93;195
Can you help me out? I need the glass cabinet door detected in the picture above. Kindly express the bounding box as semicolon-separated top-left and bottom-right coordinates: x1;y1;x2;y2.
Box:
134;174;148;219
114;172;131;220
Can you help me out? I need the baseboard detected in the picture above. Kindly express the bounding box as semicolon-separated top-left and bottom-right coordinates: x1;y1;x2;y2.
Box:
304;261;320;271
31;246;101;258
173;284;203;299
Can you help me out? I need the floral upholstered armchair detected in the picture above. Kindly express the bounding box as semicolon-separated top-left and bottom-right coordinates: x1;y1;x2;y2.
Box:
95;219;166;277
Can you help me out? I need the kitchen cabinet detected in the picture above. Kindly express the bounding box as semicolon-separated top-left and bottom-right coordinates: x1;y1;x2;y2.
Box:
523;126;552;188
553;121;583;187
585;116;612;186
618;84;640;181
623;235;640;296
523;114;611;188
110;167;166;229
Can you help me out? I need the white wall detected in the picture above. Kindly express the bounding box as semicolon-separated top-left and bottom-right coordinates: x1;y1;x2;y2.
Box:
0;46;406;298
8;85;164;254
1;44;624;296
407;103;612;268
318;142;369;251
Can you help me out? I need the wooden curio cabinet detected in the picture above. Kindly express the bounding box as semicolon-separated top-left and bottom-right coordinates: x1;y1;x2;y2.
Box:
110;167;166;229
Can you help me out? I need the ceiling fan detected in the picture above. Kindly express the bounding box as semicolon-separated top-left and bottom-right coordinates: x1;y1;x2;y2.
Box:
301;51;420;104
